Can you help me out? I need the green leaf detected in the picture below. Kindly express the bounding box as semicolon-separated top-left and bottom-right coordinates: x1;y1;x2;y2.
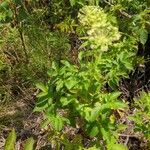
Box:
33;104;48;112
60;97;71;106
4;128;16;150
69;0;76;6
61;60;71;67
60;97;68;106
124;62;133;70
0;1;9;9
47;115;64;131
65;79;77;90
33;97;48;112
111;101;127;109
90;106;101;122
78;51;83;61
24;137;35;150
89;126;99;137
51;61;58;70
108;78;119;89
40;119;50;129
111;144;128;150
110;92;121;100
7;9;13;18
117;124;127;132
54;116;64;131
36;91;48;98
100;127;111;143
79;41;89;49
56;80;64;91
139;28;148;45
36;83;48;92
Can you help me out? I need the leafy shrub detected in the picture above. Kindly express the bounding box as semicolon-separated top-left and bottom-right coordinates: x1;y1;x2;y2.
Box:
1;0;150;149
34;5;138;149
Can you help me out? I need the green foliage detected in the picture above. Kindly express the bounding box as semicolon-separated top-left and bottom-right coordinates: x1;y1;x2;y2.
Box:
78;6;120;50
139;28;148;45
0;0;72;106
4;129;35;150
130;92;150;141
34;5;134;149
1;0;150;149
4;128;16;150
24;137;35;150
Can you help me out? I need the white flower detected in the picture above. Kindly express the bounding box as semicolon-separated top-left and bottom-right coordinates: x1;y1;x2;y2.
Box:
78;6;121;51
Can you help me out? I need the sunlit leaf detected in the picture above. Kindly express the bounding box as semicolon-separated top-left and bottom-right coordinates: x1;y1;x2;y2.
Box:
139;28;148;45
36;83;48;92
89;126;99;137
111;144;128;150
4;129;16;150
24;137;35;150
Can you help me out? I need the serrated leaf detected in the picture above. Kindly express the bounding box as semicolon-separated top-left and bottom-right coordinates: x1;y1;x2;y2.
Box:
4;128;16;150
33;98;48;112
90;126;99;137
60;97;69;106
111;101;127;109
110;92;121;100
65;79;77;90
54;116;64;131
56;80;64;91
36;91;47;98
124;62;133;70
36;83;48;92
61;60;70;67
24;137;35;150
108;78;119;89
90;107;101;122
139;28;148;45
51;61;58;70
33;104;48;112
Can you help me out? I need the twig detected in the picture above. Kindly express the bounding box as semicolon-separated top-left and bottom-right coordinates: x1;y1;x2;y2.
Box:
119;133;138;138
125;135;129;145
19;27;29;64
12;2;29;64
119;10;132;19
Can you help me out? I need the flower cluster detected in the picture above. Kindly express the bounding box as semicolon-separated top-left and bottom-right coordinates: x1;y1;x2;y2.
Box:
78;6;120;51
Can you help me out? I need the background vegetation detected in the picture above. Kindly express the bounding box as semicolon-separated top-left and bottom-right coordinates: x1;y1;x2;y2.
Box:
1;0;150;149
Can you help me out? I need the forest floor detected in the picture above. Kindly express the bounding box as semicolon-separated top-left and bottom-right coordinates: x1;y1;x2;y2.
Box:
0;87;50;150
0;86;149;150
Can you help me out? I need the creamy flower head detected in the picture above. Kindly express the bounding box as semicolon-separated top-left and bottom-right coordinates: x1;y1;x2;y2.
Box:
78;6;121;51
